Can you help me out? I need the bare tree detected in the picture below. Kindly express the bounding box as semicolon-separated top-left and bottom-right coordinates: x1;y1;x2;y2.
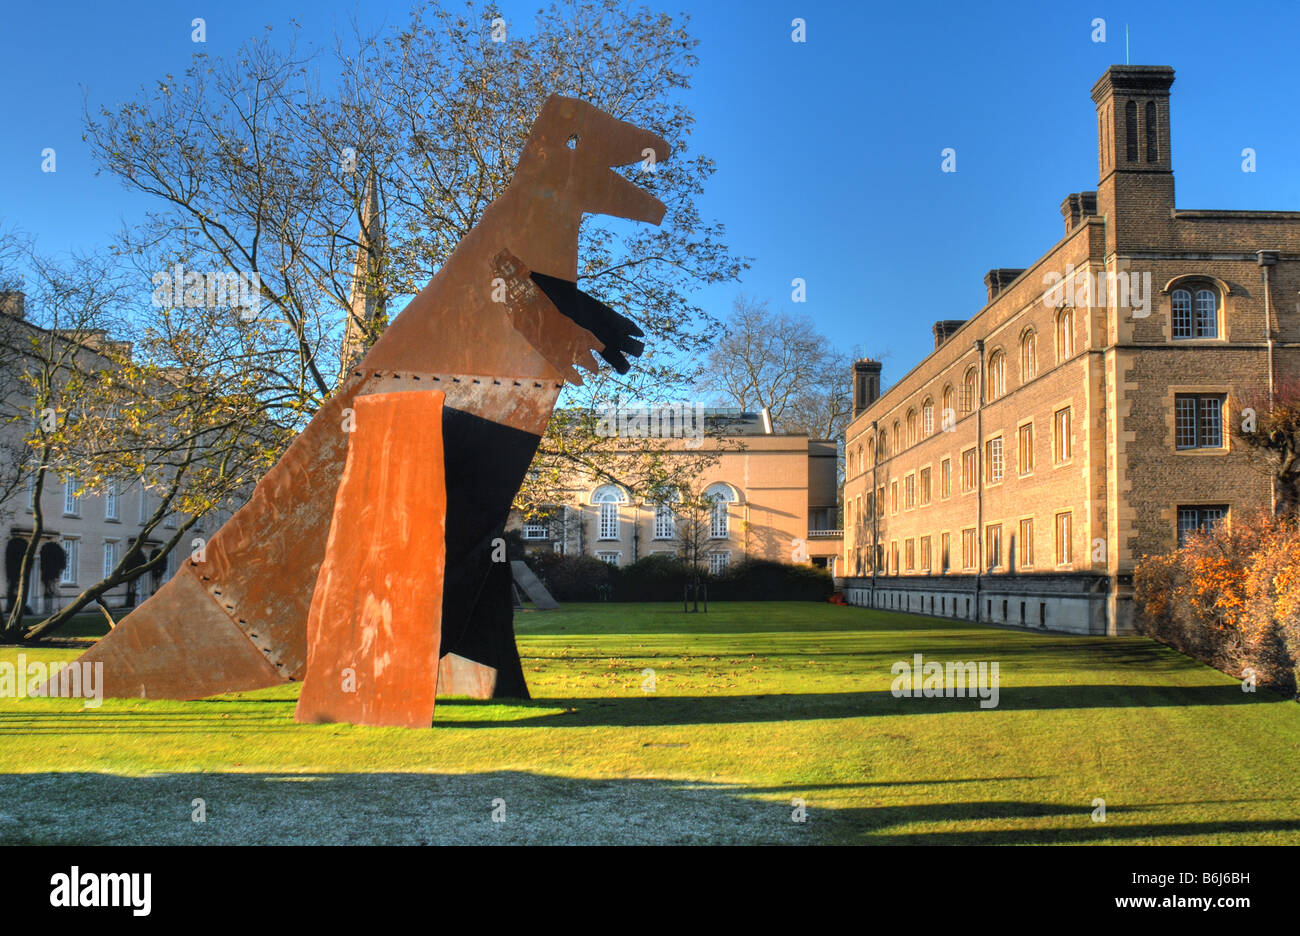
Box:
702;294;859;440
81;0;747;511
0;242;283;642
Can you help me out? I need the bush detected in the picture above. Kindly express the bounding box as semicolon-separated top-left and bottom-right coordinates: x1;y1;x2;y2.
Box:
711;558;834;602
1133;511;1300;696
521;552;834;603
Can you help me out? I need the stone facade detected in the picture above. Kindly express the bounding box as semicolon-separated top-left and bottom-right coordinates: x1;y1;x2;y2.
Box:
840;65;1300;635
508;413;841;572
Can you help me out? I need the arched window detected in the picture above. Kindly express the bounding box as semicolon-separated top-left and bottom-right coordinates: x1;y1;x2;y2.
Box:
906;409;917;446
856;444;865;474
891;420;900;452
987;350;1006;401
962;367;978;414
653;490;680;540
705;482;737;539
941;384;954;426
1019;328;1037;381
1056;308;1074;361
1171;286;1219;339
877;432;887;461
591;484;627;540
922;398;934;437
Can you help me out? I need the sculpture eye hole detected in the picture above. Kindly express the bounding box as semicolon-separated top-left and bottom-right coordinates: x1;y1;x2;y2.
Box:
566;134;580;150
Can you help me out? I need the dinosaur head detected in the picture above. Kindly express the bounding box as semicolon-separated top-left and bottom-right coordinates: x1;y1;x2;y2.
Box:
516;95;670;225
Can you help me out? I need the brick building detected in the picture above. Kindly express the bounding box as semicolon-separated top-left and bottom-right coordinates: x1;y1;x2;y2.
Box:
839;65;1300;635
508;410;841;572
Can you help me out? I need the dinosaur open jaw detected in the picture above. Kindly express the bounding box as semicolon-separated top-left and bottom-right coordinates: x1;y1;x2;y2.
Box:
602;166;668;225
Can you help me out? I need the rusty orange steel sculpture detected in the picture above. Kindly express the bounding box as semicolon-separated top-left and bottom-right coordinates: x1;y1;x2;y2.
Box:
71;96;669;727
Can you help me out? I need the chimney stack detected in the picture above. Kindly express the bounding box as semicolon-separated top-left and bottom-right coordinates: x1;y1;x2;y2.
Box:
984;269;1025;303
1059;191;1098;234
852;358;882;418
932;319;966;349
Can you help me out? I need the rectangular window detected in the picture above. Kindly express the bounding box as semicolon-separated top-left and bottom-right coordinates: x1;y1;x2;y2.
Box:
890;480;898;514
1055;512;1073;565
890;541;899;574
919;467;932;505
1018;518;1034;568
102;540;118;579
597;550;621;567
599;502;619;539
960;447;977;493
26;474;35;511
985;437;1004;485
940;458;951;499
164;510;178;529
961;528;977;570
1054;408;1072;463
523;518;549;540
104;480;119;520
1174;394;1225;449
138;486;148;524
711;501;730;538
876;486;885;518
60;538;78;584
904;538;915;572
1177;505;1228;547
985;523;1003;570
940;532;950;572
904;474;916;510
709;551;730;574
1017;423;1034;475
654;504;675;539
64;476;80;516
920;535;932;572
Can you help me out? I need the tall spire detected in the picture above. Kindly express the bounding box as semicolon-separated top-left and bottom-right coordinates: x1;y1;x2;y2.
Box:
339;171;386;383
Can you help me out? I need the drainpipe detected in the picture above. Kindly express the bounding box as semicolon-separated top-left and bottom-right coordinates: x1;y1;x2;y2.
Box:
1257;250;1280;515
973;338;986;623
871;418;879;608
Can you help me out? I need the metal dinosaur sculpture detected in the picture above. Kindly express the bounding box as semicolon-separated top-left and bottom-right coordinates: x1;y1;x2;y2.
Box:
69;95;668;726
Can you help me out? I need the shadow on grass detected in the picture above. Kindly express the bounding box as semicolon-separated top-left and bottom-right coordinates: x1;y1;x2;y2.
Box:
0;681;1285;735
3;770;1298;845
431;682;1284;728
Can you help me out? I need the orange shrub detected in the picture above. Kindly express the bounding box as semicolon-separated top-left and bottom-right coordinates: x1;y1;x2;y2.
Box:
1134;511;1300;696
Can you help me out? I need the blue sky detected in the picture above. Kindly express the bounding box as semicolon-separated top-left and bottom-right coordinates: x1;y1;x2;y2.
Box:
3;0;1298;390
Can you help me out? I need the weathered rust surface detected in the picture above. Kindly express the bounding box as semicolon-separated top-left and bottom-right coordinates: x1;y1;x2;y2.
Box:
435;653;497;699
75;94;667;705
72;565;282;699
295;391;448;728
352;369;562;437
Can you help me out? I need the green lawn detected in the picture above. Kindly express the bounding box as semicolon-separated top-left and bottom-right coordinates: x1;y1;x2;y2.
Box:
2;601;1298;845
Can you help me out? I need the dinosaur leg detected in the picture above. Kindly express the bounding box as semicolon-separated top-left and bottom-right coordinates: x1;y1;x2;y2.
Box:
438;537;530;700
294;390;447;728
436;405;542;669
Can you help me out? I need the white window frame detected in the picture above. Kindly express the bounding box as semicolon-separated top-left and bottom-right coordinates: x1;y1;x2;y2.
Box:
104;480;119;521
102;539;119;579
654;502;676;540
64;476;80;516
596;550;621;567
709;551;730;575
60;537;79;584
